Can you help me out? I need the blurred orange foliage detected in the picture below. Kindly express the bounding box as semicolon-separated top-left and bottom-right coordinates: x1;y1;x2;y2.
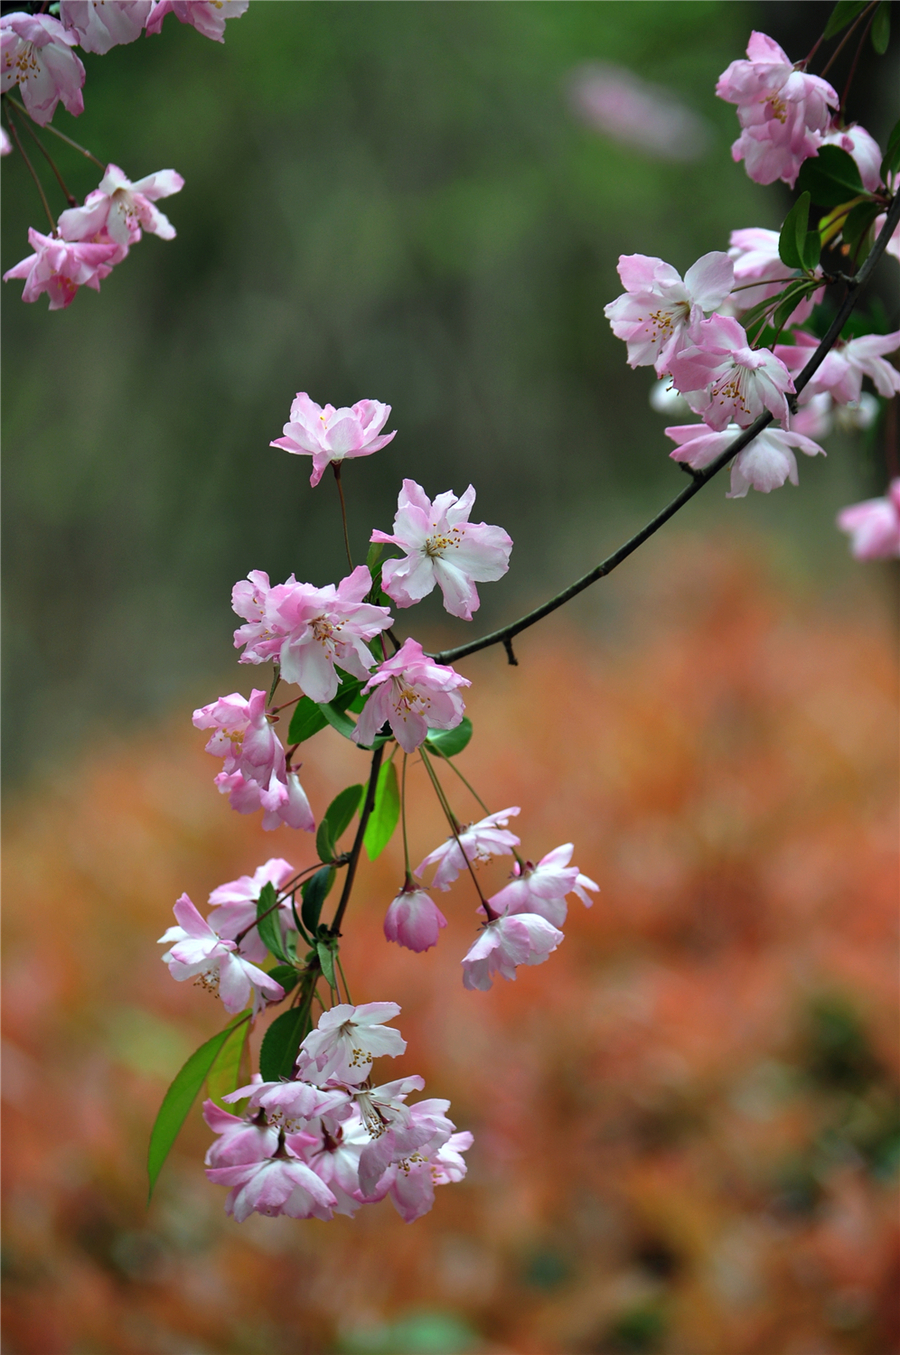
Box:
3;537;898;1355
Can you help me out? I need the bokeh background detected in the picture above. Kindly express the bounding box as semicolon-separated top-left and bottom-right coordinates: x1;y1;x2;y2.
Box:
2;3;898;1353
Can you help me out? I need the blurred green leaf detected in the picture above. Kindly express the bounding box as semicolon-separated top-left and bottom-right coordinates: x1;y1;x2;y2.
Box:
823;0;870;39
316;783;363;862
288;697;328;746
842;198;882;263
871;0;890;52
880;117;900;180
364;759;400;860
267;964;301;996
778;192;810;270
317;938;338;989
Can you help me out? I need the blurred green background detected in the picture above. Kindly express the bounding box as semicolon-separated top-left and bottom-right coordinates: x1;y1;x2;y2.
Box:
1;0;896;780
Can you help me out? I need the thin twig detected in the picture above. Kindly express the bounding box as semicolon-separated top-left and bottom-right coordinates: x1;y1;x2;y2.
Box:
819;1;879;80
328;743;385;936
333;463;354;570
15;113;76;206
6;95;105;167
3;104;56;231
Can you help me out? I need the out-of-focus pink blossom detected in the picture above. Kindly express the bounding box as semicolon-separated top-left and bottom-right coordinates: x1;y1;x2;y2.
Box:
820;123;883;192
0;128;12;156
415;807;521;892
837;480;900;559
2;226;120;310
566;61;711;161
489;844;598;929
237;567;392;705
206;858;297;965
667;314;794;429
297;1002;407;1086
372;480;512;620
716;32;838;188
666;422;825;498
145;0;248;42
271;393;396;487
604;252;734;376
383;884;448;952
159;894;285;1015
727;227;823;325
790;332;900;406
206;1151;337;1222
873;213;900;266
192;688;315;832
353;638;469;754
59;1;151;54
1;12;85;124
461;912;564;991
58;164;183;249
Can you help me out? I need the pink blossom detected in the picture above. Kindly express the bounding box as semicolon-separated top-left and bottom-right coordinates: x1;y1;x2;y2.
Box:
271;393;396;487
202;1099;280;1167
375;1128;473;1223
298;1109;371;1216
206;1151;337;1222
237;567;392;705
383;885;448;952
224;1079;351;1133
666;421;825;498
0;128;12;156
837;480;900;560
667;314;794;430
58;164;184;249
2;227;120;310
727;228;823;325
297;1002;407;1086
145;0;248;42
159;894;284;1015
489;844;599;929
1;12;85;124
798;332;900;406
206;858;297;965
604;251;734;376
716;32;838;188
192;688;315;832
820;123;883;192
461;913;564;991
874;214;900;267
356;1093;455;1203
415;807;521;892
566;61;711;161
59;1;151;54
353;638;470;754
372;480;512;620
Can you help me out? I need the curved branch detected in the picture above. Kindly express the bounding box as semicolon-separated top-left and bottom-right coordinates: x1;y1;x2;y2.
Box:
433;193;900;667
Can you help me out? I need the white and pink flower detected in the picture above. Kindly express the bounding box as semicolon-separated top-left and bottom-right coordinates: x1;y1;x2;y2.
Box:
383;885;448;952
297;1002;407;1086
206;1151;337;1222
604;251;734;376
837;480;900;560
461;913;564;991
727;227;823;325
353;638;469;754
667;314;795;430
1;11;85;124
2;227;120;310
489;844;598;929
59;1;151;54
271;393;396;487
206;858;298;965
159;894;285;1015
666;421;825;498
416;807;521;892
145;0;248;42
58;164;184;249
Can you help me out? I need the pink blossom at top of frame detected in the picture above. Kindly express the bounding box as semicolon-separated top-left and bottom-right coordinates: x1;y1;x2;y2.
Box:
603;251;734;377
837;480;900;560
297;1002;407;1086
59;1;152;54
667;313;794;430
415;807;521;892
353;638;470;754
383;885;448;952
782;331;900;406
489;843;599;929
145;0;249;42
727;227;823;325
159;893;285;1015
461;912;564;992
2;227;121;310
665;422;825;499
206;857;297;965
820;122;883;193
0;12;85;124
271;393;396;487
58;164;184;249
371;480;512;620
206;1151;337;1222
566;61;711;161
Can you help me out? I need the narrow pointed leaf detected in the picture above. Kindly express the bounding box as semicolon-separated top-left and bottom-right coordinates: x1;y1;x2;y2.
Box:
842;199;882;263
148;1012;250;1198
871;1;890;53
779;192;810;269
317;939;338;990
880;118;900;181
323;784;363;844
205;1016;251;1110
259;1005;310;1082
800;227;822;274
425;717;473;759
255;882;291;963
364;759;400;860
320;702;357;739
823;0;870;39
301;866;336;934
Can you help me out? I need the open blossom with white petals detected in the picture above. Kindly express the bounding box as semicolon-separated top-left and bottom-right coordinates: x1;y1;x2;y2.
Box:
356;1094;455;1203
462;913;564;991
224;1080;351;1133
145;0;248;42
1;12;85;124
159;894;285;1015
207;858;297;964
206;1150;337;1222
297;1109;372;1216
59;1;151;53
3;227;121;310
604;251;734;376
203;1099;281;1168
383;884;448;952
777;330;900;406
489;844;599;929
837;480;900;560
271;393;396;487
353;638;470;754
371;1128;474;1223
415;808;521;891
667;314;794;430
297;1003;407;1086
666;422;825;498
372;480;512;620
727;228;823;325
59;164;184;249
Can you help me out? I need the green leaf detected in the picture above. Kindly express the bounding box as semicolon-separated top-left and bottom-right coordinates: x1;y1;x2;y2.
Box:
301;866;336;934
317;938;338;990
771;281;821;337
426;717;473;759
364;758;400;860
797;145;865;208
288;696;328;745
331;674;365;712
259;1005;310;1083
365;541;384;573
320;701;357;739
205;1016;250;1109
880;117;900;181
779;192;811;270
148;1012;250;1198
823;0;870;39
267;964;300;996
871;0;890;53
317;783;363;863
842;198;882;263
255;882;291;963
800;227;822;274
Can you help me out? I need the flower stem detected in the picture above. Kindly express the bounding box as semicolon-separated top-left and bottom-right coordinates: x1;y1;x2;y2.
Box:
401;752;412;877
427;743;490;814
329;743;385;936
3;104;56;231
6;94;105;167
420;748;496;919
819;2;878;81
333;463;354;570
